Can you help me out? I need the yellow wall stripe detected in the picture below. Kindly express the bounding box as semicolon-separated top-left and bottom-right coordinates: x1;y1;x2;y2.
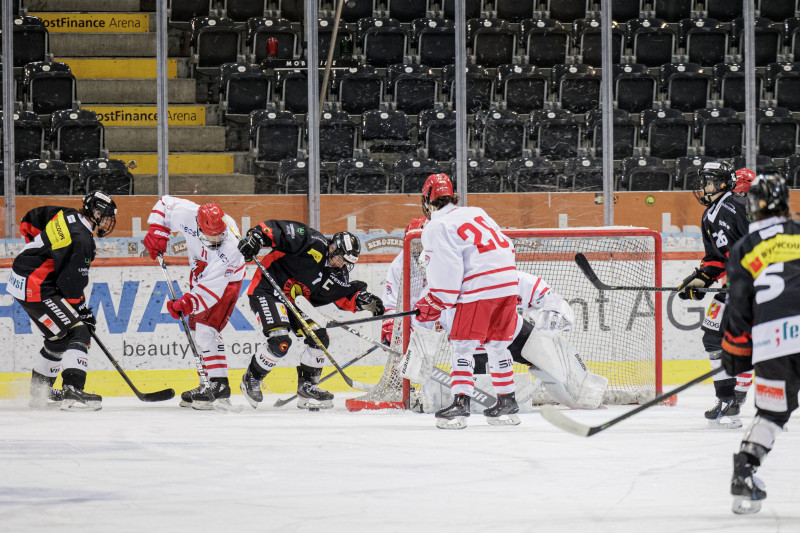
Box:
56;58;178;79
30;13;150;33
108;153;235;175
84;105;207;126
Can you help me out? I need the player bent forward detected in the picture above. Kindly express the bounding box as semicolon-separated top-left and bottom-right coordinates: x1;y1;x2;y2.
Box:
7;192;117;410
143;196;246;410
413;173;520;429
237;222;384;409
720;173;800;515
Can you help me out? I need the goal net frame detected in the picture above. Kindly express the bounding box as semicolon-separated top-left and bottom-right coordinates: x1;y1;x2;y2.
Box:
346;227;663;411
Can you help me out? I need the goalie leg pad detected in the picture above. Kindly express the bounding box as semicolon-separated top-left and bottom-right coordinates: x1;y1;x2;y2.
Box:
522;330;607;409
398;326;445;383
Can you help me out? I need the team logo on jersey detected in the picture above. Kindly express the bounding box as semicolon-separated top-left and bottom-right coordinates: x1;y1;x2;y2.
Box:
755;376;787;412
277;303;289;320
741;234;800;278
308;248;323;263
37;314;60;335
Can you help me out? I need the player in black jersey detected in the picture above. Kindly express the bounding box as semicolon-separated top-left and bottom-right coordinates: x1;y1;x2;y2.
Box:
236;222;384;409
720;172;798;514
676;162;752;427
8;191;117;410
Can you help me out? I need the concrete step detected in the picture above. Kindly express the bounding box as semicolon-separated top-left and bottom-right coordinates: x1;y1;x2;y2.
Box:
83;104;214;126
29;12;152;34
51;33;156;57
55;57;190;79
77;78;196;104
25;0;141;12
134;174;255;195
109;152;241;175
105;126;226;152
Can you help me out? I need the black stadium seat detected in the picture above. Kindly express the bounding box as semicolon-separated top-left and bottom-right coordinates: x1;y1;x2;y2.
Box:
219;63;271;120
496;64;548;113
507;156;560;192
78;158;134;196
359;17;408;68
387;0;429;23
529;109;580;159
521;18;570;68
714;63;763;112
620;156;673;191
8;15;48;68
757;107;798;158
168;0;212;23
477;109;525;160
564;156;604;191
587;109;637;159
553;63;600;114
393;155;441;193
247;17;300;63
277;158;331;194
694;108;743;158
222;0;267;21
675;156;717;189
681;18;729;67
413;18;455;68
449;156;503;192
387;64;437;115
336;157;389;193
361;109;414;154
23;60;76;116
50;109;105;163
190;16;241;75
442;63;493;113
18;158;72;195
468;18;516;68
318;110;357;162
336;65;383;114
614;63;657;113
419;108;456;160
574;17;624;67
660;62;710;112
0;110;45;162
628;18;675;68
640;108;691;160
653;0;692;22
249;109;300;164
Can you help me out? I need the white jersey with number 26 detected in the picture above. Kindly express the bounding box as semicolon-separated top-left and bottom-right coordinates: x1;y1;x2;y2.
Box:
420;203;517;309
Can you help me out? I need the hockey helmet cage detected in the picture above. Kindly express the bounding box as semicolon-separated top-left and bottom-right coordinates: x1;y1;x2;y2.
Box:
747;172;790;220
330;231;361;270
197;202;227;249
405;217;427;235
733;168;756;195
693;161;734;206
82;190;117;237
421;173;454;217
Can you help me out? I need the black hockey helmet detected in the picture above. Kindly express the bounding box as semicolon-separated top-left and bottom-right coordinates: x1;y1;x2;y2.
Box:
82;190;117;237
329;231;360;271
746;172;790;220
693;161;734;206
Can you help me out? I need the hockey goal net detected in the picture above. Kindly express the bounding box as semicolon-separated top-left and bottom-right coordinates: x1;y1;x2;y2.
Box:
345;227;662;411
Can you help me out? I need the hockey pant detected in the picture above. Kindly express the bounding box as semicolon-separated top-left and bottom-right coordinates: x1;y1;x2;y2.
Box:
702;293;753;397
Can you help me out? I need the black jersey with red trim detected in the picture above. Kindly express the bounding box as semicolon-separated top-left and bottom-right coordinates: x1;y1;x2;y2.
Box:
246;220;366;311
721;216;800;364
699;191;749;282
11;206;96;302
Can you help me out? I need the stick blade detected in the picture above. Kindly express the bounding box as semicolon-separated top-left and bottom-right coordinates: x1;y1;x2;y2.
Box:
540;405;593;437
274;397;294;408
139;388;175;402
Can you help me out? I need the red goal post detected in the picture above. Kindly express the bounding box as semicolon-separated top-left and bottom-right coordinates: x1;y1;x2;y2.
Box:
346;227;663;411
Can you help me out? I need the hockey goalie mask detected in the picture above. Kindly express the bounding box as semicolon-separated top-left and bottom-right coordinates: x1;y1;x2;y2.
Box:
82;190;117;237
421;173;454;218
747;172;790;220
329;231;360;271
197;202;227;250
693;162;734;206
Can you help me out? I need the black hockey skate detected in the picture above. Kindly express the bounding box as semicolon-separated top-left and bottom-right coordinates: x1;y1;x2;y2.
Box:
189;377;242;412
435;394;471;430
705;396;742;429
29;371;63;409
484;392;521;426
240;368;265;409
61;384;102;411
731;452;766;514
297;364;334;410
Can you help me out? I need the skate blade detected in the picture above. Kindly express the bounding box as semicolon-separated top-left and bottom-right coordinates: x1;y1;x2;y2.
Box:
28;399;62;410
297;398;333;410
732;497;762;514
179;399;193;408
211;398;243;413
708;416;743;429
436;416;468;430
239;383;261;409
60;399;102;411
486;414;521;426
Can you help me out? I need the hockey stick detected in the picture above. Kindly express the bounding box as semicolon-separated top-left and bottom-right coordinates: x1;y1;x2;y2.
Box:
274;345;380;407
540;366;725;437
158;254;243;412
90;331;175;402
322;309;419;328
295;296;501;409
246;256;372;392
575;253;727;293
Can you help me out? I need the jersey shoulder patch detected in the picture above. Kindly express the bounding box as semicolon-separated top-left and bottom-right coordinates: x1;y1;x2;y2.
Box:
45;211;73;250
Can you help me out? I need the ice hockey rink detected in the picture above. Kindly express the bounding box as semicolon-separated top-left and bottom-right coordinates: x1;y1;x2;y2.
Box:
2;385;798;533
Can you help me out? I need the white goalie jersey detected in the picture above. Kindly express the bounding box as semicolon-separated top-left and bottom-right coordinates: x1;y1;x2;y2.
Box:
148;196;246;313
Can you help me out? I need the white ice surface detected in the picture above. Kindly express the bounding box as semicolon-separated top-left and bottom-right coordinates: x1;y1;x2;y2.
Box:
2;385;799;533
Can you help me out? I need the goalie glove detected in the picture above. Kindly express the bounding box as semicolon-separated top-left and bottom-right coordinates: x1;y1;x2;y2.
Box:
356;291;385;316
237;228;267;262
677;269;712;301
529;293;574;333
414;293;446;322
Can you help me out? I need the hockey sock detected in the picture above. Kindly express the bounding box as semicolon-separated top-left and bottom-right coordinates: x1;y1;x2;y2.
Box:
485;340;515;395
193;325;228;379
61;348;89;389
33;347;62;379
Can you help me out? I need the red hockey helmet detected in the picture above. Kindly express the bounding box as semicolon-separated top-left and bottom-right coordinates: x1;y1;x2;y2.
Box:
197;202;227;249
733;168;756;195
405;217;427;235
421;173;453;218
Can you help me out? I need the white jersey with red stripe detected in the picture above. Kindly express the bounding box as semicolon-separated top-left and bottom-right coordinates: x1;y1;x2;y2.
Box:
148;196;246;313
420;203;517;308
383;250;427;314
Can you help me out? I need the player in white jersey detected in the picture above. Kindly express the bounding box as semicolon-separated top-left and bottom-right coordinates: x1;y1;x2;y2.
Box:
143;196;246;410
413;173;520;429
381;217;427;344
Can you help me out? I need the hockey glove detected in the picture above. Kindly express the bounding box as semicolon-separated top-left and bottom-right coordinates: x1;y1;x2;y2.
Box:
143;224;171;260
721;349;753;377
356;291;385;316
75;298;96;331
381;315;395;345
414;293;446;322
238;229;266;262
533;310;572;333
677;269;712;301
167;293;198;319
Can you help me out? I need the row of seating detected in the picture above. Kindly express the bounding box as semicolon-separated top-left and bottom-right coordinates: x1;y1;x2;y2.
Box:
8;158;133;196
1;109;104;164
168;0;800;25
185;13;799;74
246;105;800;164
269;153;798;195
